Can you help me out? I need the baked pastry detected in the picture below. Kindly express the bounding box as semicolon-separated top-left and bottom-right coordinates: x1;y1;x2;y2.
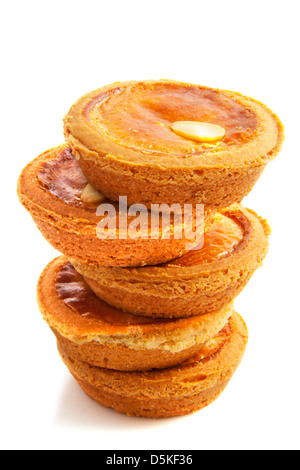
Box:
17;144;212;267
37;256;234;371
63;79;284;209
57;312;248;418
73;204;270;319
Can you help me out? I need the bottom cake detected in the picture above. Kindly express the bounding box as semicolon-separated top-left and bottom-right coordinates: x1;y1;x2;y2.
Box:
57;313;248;418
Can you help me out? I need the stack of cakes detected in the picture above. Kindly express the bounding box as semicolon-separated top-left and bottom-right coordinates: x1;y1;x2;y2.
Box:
18;80;283;418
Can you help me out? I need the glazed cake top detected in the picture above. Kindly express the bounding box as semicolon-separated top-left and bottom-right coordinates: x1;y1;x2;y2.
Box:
64;80;283;169
168;213;244;267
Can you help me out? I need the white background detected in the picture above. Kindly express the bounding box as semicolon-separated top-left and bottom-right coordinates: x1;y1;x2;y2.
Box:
2;0;299;451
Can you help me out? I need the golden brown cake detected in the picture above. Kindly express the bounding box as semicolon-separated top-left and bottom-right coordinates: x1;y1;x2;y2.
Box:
57;313;248;418
17;144;213;267
73;204;270;318
17;78;282;419
37;256;234;371
63;79;284;209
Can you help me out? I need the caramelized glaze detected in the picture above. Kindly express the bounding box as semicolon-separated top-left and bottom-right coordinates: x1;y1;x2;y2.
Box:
38;148;91;207
168;214;244;266
87;82;257;155
56;262;167;326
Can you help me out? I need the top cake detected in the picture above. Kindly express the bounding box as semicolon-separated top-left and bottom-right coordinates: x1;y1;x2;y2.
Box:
64;79;283;209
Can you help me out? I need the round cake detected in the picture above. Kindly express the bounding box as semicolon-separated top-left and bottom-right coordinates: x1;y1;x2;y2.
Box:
17;144;213;267
73;204;270;318
64;79;284;209
57;313;248;418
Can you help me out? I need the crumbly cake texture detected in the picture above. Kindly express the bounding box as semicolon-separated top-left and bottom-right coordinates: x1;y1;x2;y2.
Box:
17;144;214;268
73;204;270;318
63;79;284;209
57;313;248;418
37;256;234;371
